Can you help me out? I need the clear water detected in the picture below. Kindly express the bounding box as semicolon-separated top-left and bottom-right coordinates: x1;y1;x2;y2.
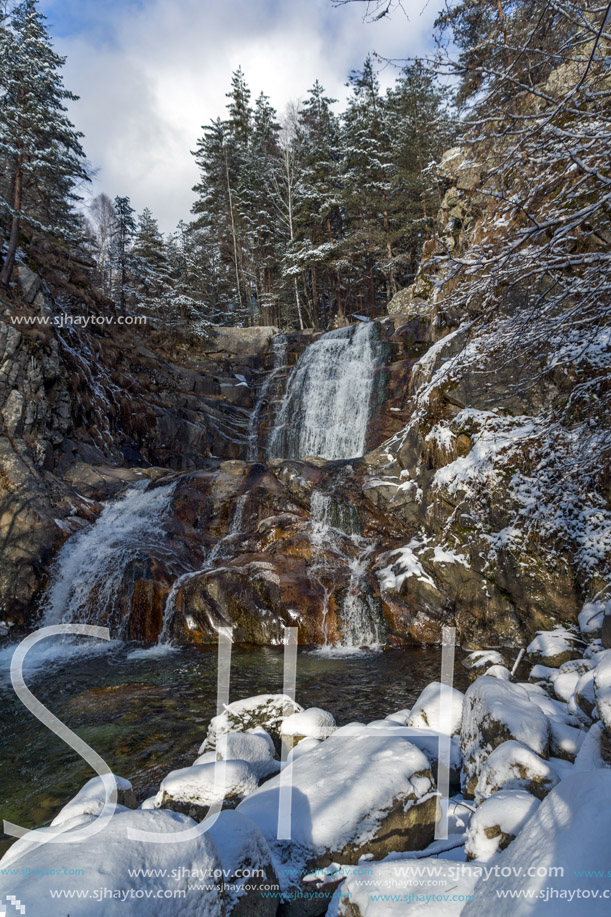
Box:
0;642;467;854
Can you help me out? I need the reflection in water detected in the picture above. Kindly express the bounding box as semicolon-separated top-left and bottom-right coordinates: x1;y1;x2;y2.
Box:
0;643;467;852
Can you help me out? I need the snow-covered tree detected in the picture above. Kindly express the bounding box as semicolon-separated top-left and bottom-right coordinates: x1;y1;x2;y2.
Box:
0;0;88;287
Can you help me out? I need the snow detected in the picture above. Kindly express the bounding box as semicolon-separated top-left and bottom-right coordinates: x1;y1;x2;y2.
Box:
202;694;303;751
282;737;322;768
213;731;279;779
407;682;464;735
579;599;607;636
465;790;540;862
207;810;277;914
593;648;611;728
0;808;223;916
237;730;435;861
474;740;559;803
433;411;538;500
50;774;133;827
483;664;511;680
527;628;577;664
155;760;259;808
432;545;469;567
460;678;551;793
377;540;438;592
335;858;480;916
552;670;581;704
463;772;611;915
280;707;336;740
463;650;505;671
573;723;610;772
549;719;584;760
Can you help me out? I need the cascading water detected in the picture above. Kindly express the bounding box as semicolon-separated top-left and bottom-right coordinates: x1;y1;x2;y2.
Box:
42;480;182;635
309;487;383;650
247;335;288;461
268;322;380;461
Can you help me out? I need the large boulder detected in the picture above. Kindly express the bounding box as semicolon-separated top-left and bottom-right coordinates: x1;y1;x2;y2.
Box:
407;681;464;734
474;740;559;802
0;808;224;916
155;760;259;818
238;727;439;915
460;677;551;796
463;772;611;915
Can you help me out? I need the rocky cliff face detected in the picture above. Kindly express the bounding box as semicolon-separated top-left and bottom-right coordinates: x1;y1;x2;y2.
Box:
1;136;608;648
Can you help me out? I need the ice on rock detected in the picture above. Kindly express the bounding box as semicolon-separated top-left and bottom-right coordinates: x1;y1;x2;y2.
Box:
214;731;280;779
336;858;480;917
526;628;578;667
208;810;279;916
202;694;303;751
474;740;559;802
407;681;464;735
155;760;259;811
463;772;611;915
465;790;541;862
238;729;439;886
280;706;336;740
0;808;224;916
460;677;551;796
51;774;136;827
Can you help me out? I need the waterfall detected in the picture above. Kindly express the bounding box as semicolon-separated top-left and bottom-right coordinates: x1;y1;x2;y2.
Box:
247;335;288;461
42;481;180;634
309;488;382;650
268;322;380;461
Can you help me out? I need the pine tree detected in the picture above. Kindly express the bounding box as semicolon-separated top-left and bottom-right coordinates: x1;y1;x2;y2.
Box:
0;0;89;287
340;56;397;316
111;196;136;312
131;207;171;302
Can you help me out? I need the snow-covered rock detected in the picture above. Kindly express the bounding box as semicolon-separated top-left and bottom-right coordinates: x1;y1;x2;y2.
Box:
551;669;581;703
335;858;480;916
573;723;610;772
528;663;557;685
238;729;439;896
202;694;303;751
0;808;224;916
573;669;596;719
51;774;136;827
549;719;584;761
214;731;279;779
474;740;559;802
527;628;578;667
593;648;611;729
462;650;506;680
407;681;464;735
460;677;551;796
385;708;411;725
483;664;512;680
280;707;336;742
208;810;279;916
465;790;540;861
282;737;322;768
155;760;259;817
579;599;606;638
463;772;611;915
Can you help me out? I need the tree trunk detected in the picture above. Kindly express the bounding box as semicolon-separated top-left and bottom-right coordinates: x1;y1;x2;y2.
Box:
0;160;23;288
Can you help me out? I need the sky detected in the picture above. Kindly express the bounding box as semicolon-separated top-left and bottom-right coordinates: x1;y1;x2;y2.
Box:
39;0;445;232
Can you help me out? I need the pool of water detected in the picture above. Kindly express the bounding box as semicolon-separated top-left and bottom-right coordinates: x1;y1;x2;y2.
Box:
0;640;468;854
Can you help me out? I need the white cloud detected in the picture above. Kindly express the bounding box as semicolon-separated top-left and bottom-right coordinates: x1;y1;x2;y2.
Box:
51;0;443;231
